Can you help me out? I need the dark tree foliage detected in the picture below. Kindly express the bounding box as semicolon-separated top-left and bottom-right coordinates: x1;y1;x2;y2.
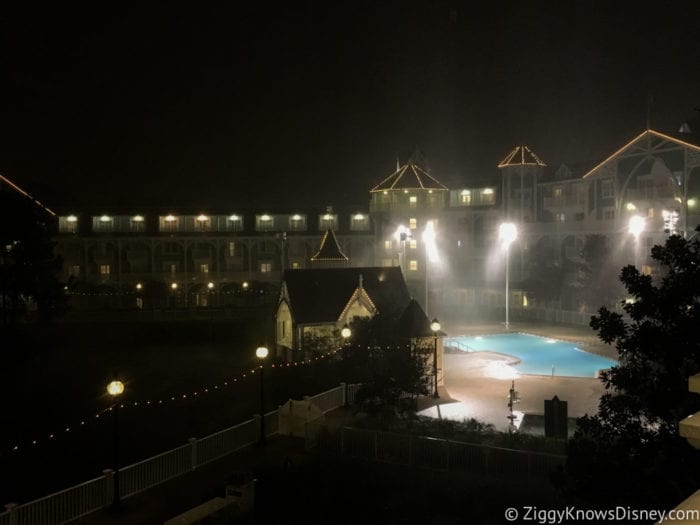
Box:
560;231;700;508
0;190;66;324
523;238;564;305
338;316;429;414
580;234;623;309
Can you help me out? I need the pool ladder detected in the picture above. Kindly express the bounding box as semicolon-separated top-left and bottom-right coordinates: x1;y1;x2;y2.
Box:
449;340;472;352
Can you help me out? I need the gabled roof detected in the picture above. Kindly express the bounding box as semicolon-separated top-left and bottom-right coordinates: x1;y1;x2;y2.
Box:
498;146;547;168
282;267;411;325
582;129;700;179
371;163;448;192
311;229;348;261
398;299;434;338
0;174;55;216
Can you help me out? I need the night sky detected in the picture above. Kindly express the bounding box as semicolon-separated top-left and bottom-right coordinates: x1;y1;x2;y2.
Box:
1;2;699;210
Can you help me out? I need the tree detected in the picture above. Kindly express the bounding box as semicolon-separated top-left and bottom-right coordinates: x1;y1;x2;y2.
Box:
523;238;564;305
338;316;430;414
559;231;700;507
0;190;66;324
579;234;623;309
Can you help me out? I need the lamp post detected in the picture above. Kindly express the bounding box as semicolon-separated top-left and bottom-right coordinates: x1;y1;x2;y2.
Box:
422;221;437;316
255;346;269;444
106;380;125;508
628;215;646;269
498;223;517;331
430;318;441;398
394;225;410;274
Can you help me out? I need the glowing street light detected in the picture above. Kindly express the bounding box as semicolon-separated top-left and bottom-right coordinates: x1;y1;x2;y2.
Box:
430;318;441;398
498;223;518;331
106;380;125;508
255;346;269;445
628;215;646;268
422;220;438;316
394;225;411;273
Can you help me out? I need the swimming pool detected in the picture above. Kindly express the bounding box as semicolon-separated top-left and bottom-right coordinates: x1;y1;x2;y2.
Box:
445;333;617;378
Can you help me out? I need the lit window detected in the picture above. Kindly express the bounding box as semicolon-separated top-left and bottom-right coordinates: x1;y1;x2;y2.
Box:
409;260;418;271
290;214;306;231
257;215;274;231
70;265;80;277
99;264;110;276
318;214;338;230
381;258;393;267
384;240;392;250
553;187;563;200
93;215;115;232
351;213;369;231
409;218;417;229
556;213;565;222
160;215;179;232
59;216;79;233
227;215;243;231
481;188;495;204
647;208;654;218
195;214;211;231
130;215;145;232
291;262;300;269
460;190;471;204
409;240;417;249
199;264;209;273
409;195;417;207
228;242;236;257
170;263;177;274
260;262;272;273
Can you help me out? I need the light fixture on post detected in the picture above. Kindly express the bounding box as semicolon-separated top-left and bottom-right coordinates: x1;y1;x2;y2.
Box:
430;318;441;398
393;225;410;274
106;380;125;509
422;220;438;316
628;215;646;269
498;223;517;331
340;324;352;340
255;346;269;445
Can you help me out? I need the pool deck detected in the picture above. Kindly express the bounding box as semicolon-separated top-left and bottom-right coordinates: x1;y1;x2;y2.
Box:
418;321;612;431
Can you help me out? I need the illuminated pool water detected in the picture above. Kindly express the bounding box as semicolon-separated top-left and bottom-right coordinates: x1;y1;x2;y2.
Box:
445;333;617;378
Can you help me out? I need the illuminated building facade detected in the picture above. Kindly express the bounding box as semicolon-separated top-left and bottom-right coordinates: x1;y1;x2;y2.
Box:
39;127;700;312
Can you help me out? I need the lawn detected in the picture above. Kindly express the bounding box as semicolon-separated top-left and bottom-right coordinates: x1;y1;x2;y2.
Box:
0;308;344;505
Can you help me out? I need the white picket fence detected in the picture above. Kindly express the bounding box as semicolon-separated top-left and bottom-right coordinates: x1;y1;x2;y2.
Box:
0;384;351;525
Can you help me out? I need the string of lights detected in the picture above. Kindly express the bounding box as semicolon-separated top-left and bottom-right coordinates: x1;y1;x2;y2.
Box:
2;345;375;457
3;343;418;457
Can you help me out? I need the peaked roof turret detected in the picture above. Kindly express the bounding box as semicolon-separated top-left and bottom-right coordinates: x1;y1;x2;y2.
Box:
498;146;547;168
371;162;448;192
311;229;348;261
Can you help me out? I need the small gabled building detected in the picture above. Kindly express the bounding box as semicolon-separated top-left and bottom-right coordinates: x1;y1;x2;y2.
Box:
275;266;411;357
